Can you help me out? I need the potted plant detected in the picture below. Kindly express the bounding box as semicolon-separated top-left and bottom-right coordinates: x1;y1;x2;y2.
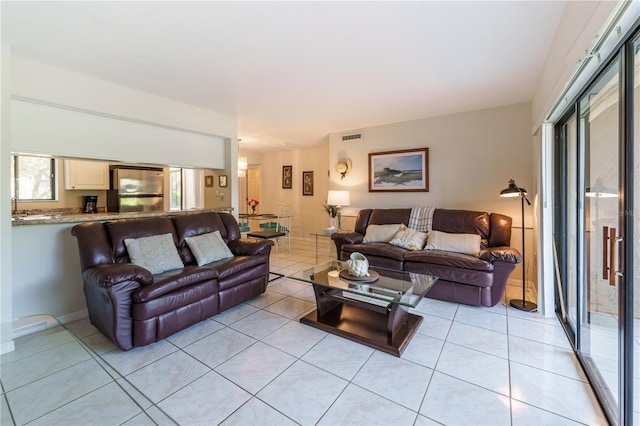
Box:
323;203;339;235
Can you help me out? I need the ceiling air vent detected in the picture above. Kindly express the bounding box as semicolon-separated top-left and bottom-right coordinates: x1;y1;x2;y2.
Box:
341;132;363;142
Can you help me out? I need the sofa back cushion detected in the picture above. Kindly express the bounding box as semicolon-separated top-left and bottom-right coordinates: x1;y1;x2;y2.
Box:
354;208;510;250
172;212;230;265
432;209;490;248
354;209;374;235
106;217;178;264
488;213;512;247
71;221;115;271
369;209;412;227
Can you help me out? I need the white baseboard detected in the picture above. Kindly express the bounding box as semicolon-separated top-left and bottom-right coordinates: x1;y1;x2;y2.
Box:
12;314;59;339
56;309;89;325
1;340;15;355
9;310;89;341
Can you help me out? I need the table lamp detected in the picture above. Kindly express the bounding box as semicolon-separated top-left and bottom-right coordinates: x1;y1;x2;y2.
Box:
324;190;350;235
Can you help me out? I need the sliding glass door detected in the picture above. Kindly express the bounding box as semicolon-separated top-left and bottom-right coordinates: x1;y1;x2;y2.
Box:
578;58;621;414
554;29;638;425
631;34;640;426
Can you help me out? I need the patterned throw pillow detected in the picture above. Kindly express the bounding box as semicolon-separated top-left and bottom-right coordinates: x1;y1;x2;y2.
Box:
363;224;404;243
389;225;428;250
124;233;184;274
425;230;481;256
185;230;234;266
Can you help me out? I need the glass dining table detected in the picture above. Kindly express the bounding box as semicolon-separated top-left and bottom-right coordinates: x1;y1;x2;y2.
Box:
238;213;279;233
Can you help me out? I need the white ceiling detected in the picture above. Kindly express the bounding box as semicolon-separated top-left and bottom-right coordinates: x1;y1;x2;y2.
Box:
2;1;566;152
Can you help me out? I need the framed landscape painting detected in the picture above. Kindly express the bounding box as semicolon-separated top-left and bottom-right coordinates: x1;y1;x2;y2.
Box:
368;148;429;192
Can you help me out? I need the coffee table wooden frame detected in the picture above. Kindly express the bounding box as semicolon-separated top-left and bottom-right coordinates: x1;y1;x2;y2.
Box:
294;264;436;357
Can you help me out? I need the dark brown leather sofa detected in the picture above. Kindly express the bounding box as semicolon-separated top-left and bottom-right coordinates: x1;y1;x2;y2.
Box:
331;208;521;307
71;212;273;351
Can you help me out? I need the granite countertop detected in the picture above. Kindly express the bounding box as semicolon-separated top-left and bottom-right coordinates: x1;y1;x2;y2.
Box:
11;208;234;226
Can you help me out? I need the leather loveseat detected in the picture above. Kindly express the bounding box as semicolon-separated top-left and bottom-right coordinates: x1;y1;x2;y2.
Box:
72;211;273;350
331;208;521;307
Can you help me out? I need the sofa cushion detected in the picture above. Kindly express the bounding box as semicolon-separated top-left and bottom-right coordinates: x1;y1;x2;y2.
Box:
202;255;269;290
342;242;407;261
425;230;481;256
363;224;404;243
173;213;229;264
133;265;219;302
405;261;494;288
124;233;184;274
404;250;494;272
185;231;234;266
369;209;411;226
390;225;428;250
132;280;218;320
488;213;512;247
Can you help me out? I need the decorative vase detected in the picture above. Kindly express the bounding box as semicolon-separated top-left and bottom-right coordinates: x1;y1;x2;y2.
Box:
329;216;339;229
251;206;257;215
323;216;339;236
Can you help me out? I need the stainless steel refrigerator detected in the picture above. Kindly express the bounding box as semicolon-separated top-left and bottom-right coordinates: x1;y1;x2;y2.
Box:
107;167;164;212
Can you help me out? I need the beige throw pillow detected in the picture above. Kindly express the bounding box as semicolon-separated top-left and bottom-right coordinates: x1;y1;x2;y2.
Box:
390;225;428;250
363;224;404;243
185;231;234;266
124;233;184;274
425;230;481;256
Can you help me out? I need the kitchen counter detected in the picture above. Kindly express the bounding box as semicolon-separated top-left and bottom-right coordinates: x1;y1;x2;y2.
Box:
11;207;234;226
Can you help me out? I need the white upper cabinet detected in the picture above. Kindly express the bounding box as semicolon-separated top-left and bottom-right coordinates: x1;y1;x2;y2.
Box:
64;159;110;190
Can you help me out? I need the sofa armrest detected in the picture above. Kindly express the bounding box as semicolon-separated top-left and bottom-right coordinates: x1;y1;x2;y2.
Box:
227;238;273;256
478;246;522;264
82;263;154;288
331;231;364;255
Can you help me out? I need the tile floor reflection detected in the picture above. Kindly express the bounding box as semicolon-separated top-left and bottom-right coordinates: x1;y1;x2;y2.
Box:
1;236;608;425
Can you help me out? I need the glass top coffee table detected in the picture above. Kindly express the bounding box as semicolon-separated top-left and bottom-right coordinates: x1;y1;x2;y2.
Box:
289;260;438;356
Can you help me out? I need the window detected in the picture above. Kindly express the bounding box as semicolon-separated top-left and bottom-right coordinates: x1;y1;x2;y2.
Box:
169;167;182;210
169;167;204;210
11;155;56;200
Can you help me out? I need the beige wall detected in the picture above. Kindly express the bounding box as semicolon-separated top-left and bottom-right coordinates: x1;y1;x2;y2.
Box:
329;102;533;220
243;142;330;238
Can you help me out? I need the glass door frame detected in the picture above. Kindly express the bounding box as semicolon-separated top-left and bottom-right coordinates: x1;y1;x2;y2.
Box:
552;25;638;425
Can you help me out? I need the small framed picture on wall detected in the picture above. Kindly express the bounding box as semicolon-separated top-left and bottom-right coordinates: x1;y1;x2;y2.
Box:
282;165;292;189
205;176;214;187
302;171;314;196
219;175;228;187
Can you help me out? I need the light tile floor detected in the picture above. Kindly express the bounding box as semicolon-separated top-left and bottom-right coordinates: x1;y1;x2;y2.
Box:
1;236;609;425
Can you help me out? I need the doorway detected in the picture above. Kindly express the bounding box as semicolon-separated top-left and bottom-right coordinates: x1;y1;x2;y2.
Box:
240;166;261;215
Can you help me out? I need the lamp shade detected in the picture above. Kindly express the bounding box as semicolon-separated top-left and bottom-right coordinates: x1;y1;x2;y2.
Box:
327;190;350;206
500;179;527;197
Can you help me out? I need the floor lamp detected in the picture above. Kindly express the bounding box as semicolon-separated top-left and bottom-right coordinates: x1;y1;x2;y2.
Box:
500;179;537;312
